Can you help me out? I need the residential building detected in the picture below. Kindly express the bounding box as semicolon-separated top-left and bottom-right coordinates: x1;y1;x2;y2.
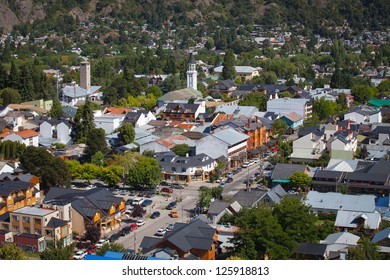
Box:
140;134;195;154
208;201;241;224
0;130;39;147
213;66;260;81
0;162;14;175
270;163;309;187
305;191;376;213
94;114;124;134
290;127;327;161
196;128;249;169
280;112;303;131
214;105;258;118
211;80;236;96
162;103;202;122
61;85;102;106
329;130;358;160
267;97;312;119
2;111;34;131
344;106;382;124
228;185;288;208
320;232;360;257
140;218;218;260
0;181;38;216
6;206;72;250
156;152;217;182
43;187;125;235
211;116;267;150
122;110;156;128
334;210;381;231
371;227;390;253
39;119;72;145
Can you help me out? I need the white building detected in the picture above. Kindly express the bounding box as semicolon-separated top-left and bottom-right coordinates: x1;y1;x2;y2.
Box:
213;66;260;81
267;97;312;119
187;53;197;91
344;107;382;124
0;130;39;147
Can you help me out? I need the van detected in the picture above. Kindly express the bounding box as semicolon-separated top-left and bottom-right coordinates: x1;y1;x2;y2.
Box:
132;197;144;206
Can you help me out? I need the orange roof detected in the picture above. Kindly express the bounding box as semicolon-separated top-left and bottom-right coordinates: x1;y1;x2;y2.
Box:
0;130;39;139
168;121;183;126
104;107;132;115
211;113;234;125
177;123;195;130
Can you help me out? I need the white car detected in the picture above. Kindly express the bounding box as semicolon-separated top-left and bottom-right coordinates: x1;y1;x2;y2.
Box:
253;158;259;163
73;250;87;260
242;162;250;168
155;228;167;237
96;239;109;248
165;223;175;232
136;220;145;227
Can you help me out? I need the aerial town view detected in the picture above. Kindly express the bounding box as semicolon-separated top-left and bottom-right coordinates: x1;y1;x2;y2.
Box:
0;0;389;264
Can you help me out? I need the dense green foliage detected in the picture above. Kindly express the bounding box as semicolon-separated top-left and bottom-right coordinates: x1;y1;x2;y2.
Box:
171;144;191;157
126;156;161;188
118;123;136;145
96;242;125;257
0;244;27;260
238;92;267;111
40;240;76;260
20;146;71;193
0;140;25;159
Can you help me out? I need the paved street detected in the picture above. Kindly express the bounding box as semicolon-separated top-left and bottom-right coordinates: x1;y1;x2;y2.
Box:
111;162;263;252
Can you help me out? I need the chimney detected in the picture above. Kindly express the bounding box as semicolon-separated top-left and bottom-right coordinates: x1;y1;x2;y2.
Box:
247;118;251;128
255;116;259;123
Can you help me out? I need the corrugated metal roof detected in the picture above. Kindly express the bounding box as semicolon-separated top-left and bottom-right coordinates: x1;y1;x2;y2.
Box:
372;227;390;243
211;128;248;145
335;210;381;229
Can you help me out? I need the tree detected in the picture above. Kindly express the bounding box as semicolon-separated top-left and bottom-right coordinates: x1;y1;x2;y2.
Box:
0;244;27;260
85;225;101;244
146;85;163;98
348;237;380;260
273;197;319;243
377;80;390;93
232;207;296;260
127;156;161;188
0;87;22;105
132;204;146;218
312;97;339;121
171;144;191;156
118;123;135;145
238;92;268;111
40;240;75;260
20;146;71;193
337;93;348;111
91;151;107;167
96;242;125;256
101;165;122;187
72;99;96;143
49;98;64;118
288;171;312;191
278;141;292;158
351;85;378;103
85;128;108;161
272;119;288;136
221;49;236;80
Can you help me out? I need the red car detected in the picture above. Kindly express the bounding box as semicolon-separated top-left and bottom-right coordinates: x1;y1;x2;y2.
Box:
160;187;173;194
130;223;138;231
86;245;97;254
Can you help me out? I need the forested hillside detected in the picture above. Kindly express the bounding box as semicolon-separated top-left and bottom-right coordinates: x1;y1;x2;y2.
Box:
1;0;389;34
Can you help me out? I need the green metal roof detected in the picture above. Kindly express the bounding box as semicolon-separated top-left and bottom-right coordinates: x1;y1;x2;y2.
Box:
368;99;390;107
272;179;290;183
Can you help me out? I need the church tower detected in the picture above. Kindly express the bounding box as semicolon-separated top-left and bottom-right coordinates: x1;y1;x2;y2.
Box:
186;53;197;90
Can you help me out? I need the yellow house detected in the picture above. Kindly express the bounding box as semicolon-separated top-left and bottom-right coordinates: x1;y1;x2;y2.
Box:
0;181;38;216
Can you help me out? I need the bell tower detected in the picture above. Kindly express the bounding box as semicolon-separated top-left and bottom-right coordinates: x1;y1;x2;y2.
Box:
186;53;197;90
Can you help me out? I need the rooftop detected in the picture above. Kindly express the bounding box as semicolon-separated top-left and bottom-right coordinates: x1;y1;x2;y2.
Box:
12;206;56;216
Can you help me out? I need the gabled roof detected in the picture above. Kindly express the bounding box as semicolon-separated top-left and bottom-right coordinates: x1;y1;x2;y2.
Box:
232;188;267;208
158;88;202;102
294;243;328;257
165;103;200;113
372;227;390;243
0;129;39;139
322;232;360;245
335;210;381;230
46;217;69;228
271;163;308;180
163;219;216;252
305;191;376;212
282;112;303;123
0;181;34;197
208;201;231;216
211;128;249;146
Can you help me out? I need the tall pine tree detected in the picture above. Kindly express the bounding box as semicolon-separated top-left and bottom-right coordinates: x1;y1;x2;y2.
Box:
222;49;236;80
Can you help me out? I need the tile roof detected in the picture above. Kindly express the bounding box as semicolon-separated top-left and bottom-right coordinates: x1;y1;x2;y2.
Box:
0;129;39;139
104;107;132;115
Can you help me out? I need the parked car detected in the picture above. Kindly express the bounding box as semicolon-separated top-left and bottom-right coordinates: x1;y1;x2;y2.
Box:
136;220;145;227
141;199;153;207
165;223;175;231
253;158;259;163
120;226;131;236
160;181;171;187
145;192;155;198
226;172;233;178
166;201;177;210
155;228;167;237
171;183;184;189
112;189;120;195
73;250;87;260
96;239;109;249
226;177;233;183
150;211;161;219
86;245;97;254
219;182;226;187
242;162;250;168
130;223;138;231
125;199;133;205
160;187;173;194
108;233;121;242
169;209;179;218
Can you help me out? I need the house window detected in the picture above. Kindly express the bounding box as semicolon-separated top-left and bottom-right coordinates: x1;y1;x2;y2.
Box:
8;204;13;210
13;226;20;232
35;229;42;235
24;227;30;233
61;226;69;236
23;217;30;223
34;218;41;225
12;215;19;222
2;224;9;231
